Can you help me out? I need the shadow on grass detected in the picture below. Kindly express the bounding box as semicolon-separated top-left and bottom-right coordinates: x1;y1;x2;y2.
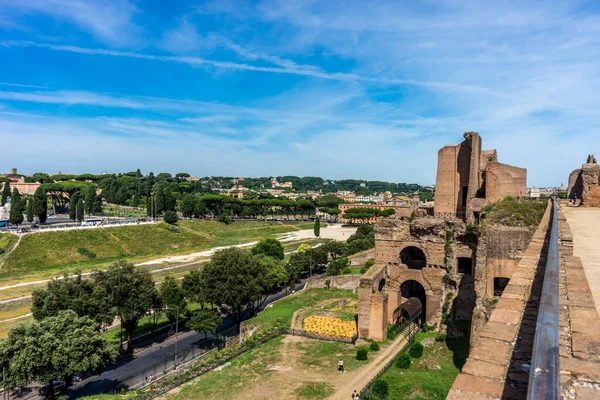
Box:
445;319;471;371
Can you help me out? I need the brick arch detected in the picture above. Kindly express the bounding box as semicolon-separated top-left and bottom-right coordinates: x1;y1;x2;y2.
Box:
397;242;431;261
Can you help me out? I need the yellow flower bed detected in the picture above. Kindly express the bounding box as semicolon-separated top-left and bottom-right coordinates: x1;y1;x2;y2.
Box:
303;315;357;338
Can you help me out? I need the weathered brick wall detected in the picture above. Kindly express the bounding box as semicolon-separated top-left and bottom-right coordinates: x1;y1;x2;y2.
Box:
305;274;361;290
435;145;460;215
486;162;527;202
448;200;552;399
347;248;375;267
557;210;600;399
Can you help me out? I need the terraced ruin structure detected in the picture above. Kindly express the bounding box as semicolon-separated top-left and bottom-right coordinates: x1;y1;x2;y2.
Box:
358;132;529;341
568;154;600;207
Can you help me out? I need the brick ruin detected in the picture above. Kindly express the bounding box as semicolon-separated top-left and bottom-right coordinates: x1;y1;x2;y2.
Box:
434;131;526;223
358;132;530;341
568;155;600;207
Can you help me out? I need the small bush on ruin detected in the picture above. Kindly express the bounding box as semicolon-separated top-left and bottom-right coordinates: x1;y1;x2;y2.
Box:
371;380;389;398
396;353;411;369
409;342;424;358
356;347;368;360
369;342;380;351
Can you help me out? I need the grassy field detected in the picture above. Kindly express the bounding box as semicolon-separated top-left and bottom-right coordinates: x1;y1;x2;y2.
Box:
165;288;365;400
375;329;470;399
0;220;301;278
0;233;18;256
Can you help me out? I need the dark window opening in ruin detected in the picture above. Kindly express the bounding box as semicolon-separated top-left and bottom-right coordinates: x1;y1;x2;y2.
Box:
400;246;427;270
494;277;510;297
378;278;386;292
457;257;472;275
461;186;469;207
400;280;426;325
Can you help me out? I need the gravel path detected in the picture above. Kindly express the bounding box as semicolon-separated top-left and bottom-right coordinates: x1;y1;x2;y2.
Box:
562;207;600;314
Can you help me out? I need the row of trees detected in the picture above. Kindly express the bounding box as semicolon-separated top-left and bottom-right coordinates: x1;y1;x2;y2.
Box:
342;207;396;223
1;184;48;226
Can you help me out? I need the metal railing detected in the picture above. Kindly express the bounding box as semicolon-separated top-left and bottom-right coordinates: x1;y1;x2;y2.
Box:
527;198;560;400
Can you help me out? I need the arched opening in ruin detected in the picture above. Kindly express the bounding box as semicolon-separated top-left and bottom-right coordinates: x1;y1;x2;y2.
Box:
457;257;473;276
400;246;427;270
400;280;426;325
378;278;386;292
494;277;510;297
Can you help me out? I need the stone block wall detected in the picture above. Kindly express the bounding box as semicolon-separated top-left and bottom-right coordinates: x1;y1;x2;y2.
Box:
448;200;552;399
305;275;361;290
557;210;600;399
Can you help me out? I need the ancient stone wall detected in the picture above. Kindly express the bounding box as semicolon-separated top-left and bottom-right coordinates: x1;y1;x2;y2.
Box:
557;211;600;399
435;145;460;215
305;275;361;290
568;156;600;206
485;162;527;202
347;248;375;267
447;201;552;399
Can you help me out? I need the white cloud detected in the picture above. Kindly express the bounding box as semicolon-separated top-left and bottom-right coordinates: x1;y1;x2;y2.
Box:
0;0;139;45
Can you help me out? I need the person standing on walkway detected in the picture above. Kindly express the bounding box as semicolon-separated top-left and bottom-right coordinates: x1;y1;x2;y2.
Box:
338;359;345;373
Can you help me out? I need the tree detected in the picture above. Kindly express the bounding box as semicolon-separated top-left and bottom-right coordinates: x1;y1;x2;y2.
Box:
314;217;321;237
94;261;157;352
199;248;266;326
26;196;34;223
32;186;47;223
69;191;81;221
159;275;187;328
31;273;113;328
76;198;84;222
253;254;288;310
181;193;195;218
1;181;10;206
0;310;117;396
182;269;204;305
187;309;222;339
326;257;350;276
323;241;348;260
164;210;179;224
84;185;102;215
8;189;24;226
251;238;284;260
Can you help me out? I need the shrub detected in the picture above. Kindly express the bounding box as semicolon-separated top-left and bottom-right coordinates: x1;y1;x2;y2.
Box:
435;334;447;342
76;247;96;259
325;279;331;289
421;323;434;332
396;353;411;369
369;341;380;351
164;210;178;224
217;213;231;224
409;342;424;358
326;257;350;276
356;347;368;360
361;258;375;274
371;380;389;398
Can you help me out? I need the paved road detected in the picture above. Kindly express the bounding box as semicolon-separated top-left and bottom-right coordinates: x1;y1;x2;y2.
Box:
562;206;600;314
65;281;308;399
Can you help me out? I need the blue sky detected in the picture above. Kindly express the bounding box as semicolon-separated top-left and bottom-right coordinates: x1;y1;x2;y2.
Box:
1;0;599;186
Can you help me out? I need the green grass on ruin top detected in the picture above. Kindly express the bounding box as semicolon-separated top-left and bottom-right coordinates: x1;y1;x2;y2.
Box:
484;197;547;228
0;220;301;281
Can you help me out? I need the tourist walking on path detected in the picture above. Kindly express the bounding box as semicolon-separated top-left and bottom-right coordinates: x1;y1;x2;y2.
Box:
338;359;345;373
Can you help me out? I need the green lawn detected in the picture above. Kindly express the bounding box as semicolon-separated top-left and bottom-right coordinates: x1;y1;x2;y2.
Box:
248;288;357;333
0;233;18;257
0;220;301;279
375;328;470;400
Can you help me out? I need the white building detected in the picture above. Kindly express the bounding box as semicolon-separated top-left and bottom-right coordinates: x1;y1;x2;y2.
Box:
528;187;541;198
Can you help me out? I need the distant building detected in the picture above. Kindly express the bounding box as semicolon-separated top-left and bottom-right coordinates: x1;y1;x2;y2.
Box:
528;187;541;198
379;196;412;207
337;192;356;203
270;178;293;189
186;176;200;182
356;195;383;203
360;182;366;187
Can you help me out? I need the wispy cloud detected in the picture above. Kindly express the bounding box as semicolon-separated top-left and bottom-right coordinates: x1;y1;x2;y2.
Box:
0;40;505;96
0;82;48;89
0;0;139;45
